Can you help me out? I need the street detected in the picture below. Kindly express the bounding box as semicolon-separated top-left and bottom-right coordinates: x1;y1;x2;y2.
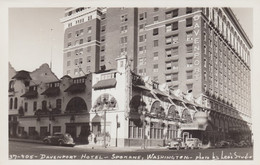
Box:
9;141;253;160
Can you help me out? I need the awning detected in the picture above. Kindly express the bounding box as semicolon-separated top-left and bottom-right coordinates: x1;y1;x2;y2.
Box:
153;89;168;97
41;87;60;96
180;122;208;131
21;91;38;98
64;83;86;92
132;84;150;91
92;78;117;90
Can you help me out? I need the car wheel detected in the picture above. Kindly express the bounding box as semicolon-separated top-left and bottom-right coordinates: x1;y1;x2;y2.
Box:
58;141;64;146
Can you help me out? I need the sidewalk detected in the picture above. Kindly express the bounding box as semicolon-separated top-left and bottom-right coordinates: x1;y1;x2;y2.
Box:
9;138;168;152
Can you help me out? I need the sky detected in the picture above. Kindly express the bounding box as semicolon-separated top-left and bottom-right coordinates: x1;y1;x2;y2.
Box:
8;8;253;79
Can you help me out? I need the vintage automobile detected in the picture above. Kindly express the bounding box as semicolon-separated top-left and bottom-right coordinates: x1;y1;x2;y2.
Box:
185;138;202;149
215;140;230;148
168;138;187;150
43;133;75;147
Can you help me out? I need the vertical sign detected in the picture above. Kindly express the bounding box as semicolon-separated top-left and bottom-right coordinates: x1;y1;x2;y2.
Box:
193;15;201;81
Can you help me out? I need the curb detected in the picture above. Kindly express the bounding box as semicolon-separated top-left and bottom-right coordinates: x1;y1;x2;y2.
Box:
9;138;44;144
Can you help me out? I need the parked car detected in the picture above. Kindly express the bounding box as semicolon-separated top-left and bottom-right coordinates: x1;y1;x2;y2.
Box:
215;140;230;148
168;138;187;150
43;133;75;147
237;140;248;148
186;138;202;149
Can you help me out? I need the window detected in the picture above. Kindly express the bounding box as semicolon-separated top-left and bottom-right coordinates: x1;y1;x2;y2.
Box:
120;36;127;44
186;44;193;53
87;26;92;33
139;24;146;31
172;47;178;55
42;100;47;110
101;35;105;42
154;8;159;12
9;98;13;109
101;13;106;20
186;84;193;91
139;46;146;54
29;127;36;136
76;29;84;36
23;102;28;112
204;45;207;54
79;58;83;64
153;40;159;47
204;71;207;81
67;61;71;66
87;36;91;42
166;22;178;32
153;64;159;72
153;76;158;82
186;7;192;14
100;56;105;62
139;34;146;42
79;39;84;44
101;25;106;32
154;16;159;23
120;25;128;33
74;68;79;75
153;28;159;35
172;60;178;69
186;57;193;67
166;62;171;70
165;35;178;45
166;74;171;82
87;56;91;62
203;31;207;41
101;45;105;52
121;47;127;55
14;98;18;109
187;70;193;79
87;46;91;52
186;18;193;27
56;99;62;109
67;70;70;75
186;31;193;41
74;59;78;65
139;12;147;20
172;73;178;81
33;101;37;111
67;42;72;47
165;9;178;19
53;126;61;134
153;52;159;60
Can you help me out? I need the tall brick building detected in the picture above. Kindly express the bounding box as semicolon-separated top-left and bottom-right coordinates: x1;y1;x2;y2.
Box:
60;7;252;132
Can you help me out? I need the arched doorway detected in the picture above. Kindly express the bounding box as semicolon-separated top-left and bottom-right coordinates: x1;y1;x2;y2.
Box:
65;97;88;142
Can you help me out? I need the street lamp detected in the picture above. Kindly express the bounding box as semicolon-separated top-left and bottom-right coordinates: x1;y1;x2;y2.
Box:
141;110;146;149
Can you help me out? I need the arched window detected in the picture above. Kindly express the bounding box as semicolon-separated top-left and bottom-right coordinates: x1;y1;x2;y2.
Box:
9;80;14;92
9;98;13;109
66;97;87;113
14;97;18;109
181;109;192;123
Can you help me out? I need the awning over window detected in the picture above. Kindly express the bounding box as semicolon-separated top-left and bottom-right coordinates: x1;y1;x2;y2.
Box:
21;91;38;98
92;78;117;90
132;84;150;91
153;89;168;97
64;83;86;93
41;87;60;96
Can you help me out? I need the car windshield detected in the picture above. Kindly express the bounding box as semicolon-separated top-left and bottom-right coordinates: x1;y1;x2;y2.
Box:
186;139;194;141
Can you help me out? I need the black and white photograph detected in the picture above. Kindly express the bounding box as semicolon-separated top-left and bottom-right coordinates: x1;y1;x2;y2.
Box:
1;0;260;164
